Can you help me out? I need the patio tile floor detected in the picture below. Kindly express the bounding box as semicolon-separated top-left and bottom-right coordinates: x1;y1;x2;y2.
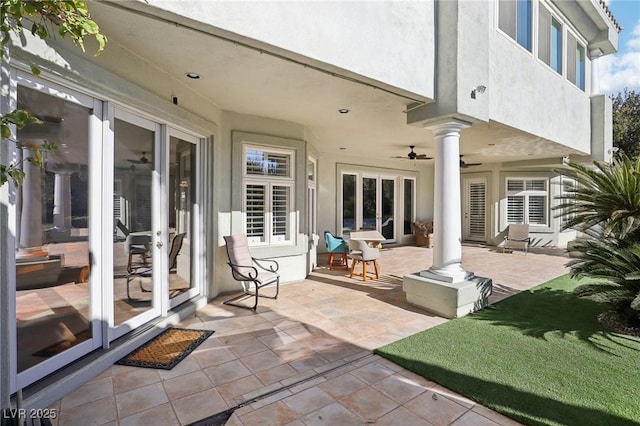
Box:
50;244;569;425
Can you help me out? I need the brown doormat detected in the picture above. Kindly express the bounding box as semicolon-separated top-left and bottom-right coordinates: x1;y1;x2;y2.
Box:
116;327;214;370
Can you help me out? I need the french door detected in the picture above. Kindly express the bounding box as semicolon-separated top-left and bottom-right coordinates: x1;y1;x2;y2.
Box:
463;177;487;241
362;175;396;242
109;112;201;339
109;110;164;339
341;173;397;243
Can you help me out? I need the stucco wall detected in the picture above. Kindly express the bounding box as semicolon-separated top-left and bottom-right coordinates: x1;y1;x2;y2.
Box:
143;0;435;99
489;32;591;154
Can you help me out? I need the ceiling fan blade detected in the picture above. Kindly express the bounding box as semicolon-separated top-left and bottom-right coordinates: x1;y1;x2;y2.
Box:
465;163;483;167
415;154;433;160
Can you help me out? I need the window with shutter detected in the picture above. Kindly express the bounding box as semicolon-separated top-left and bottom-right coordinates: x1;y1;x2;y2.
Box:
506;178;549;226
243;145;295;245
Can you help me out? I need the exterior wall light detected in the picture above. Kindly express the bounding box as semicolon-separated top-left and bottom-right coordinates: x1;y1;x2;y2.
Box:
471;85;487;99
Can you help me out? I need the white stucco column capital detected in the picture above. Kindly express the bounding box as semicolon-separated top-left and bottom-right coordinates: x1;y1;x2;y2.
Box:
423;118;471;136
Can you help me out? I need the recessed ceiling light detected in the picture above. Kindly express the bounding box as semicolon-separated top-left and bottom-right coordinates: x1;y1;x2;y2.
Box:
185;72;201;79
488;143;495;146
338;108;350;114
339;147;346;150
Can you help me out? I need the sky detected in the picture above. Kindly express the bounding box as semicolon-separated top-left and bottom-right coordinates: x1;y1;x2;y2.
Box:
600;0;640;95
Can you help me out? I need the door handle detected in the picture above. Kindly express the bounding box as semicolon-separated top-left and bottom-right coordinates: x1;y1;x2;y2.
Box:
156;241;163;249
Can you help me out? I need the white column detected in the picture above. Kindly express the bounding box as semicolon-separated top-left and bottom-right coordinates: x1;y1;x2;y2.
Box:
53;171;72;229
421;119;473;283
590;49;603;95
19;146;43;249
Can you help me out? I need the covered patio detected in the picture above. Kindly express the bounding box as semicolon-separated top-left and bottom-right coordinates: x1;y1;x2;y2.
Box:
50;244;569;425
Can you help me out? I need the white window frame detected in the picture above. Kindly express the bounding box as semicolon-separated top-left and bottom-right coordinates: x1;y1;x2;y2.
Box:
538;3;563;75
505;177;549;227
307;156;317;236
242;144;295;246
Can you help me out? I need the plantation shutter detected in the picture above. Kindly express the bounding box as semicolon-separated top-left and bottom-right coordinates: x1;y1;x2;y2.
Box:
246;184;265;242
272;185;289;241
528;196;547;225
469;182;486;238
507;196;525;223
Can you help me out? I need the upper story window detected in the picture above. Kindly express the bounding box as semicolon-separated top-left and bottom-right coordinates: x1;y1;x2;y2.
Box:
243;145;295;245
567;32;586;91
506;178;549;226
499;0;532;52
538;4;563;74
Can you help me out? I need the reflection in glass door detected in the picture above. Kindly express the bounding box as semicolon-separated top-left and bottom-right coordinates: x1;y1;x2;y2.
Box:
361;176;396;242
112;115;159;329
14;81;99;390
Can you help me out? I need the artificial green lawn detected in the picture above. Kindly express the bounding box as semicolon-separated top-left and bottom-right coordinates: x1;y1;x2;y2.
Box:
375;275;640;426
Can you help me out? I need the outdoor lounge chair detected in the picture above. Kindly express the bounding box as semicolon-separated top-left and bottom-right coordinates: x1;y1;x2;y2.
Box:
503;224;531;254
125;233;186;300
348;239;381;281
324;230;349;269
223;234;280;311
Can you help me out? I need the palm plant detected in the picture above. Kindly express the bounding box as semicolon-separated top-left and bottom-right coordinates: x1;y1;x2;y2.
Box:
555;153;640;325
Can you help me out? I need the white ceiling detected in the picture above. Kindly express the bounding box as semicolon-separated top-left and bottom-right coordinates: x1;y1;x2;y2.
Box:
77;1;584;166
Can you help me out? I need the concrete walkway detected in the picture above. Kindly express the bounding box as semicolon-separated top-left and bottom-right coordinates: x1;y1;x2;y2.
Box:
50;244;569;425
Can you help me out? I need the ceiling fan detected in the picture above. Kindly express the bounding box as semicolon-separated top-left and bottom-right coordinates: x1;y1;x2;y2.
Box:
460;155;482;168
127;152;151;171
393;145;433;160
128;152;150;165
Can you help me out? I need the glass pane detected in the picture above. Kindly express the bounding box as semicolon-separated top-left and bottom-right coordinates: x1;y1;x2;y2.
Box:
381;179;395;239
362;177;377;230
169;137;196;299
538;5;550;65
403;179;414;235
576;43;585;90
307;159;315;182
526;180;546;191
499;0;516;40
342;174;356;235
507;180;524;192
551;18;563;74
246;149;290;177
516;0;532;51
15;86;92;372
113;118;154;325
528;195;547;224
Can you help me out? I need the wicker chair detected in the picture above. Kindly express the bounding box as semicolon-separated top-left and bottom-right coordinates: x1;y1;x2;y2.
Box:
411;221;434;247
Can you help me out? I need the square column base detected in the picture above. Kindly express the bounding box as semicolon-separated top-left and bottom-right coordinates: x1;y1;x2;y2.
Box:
403;272;492;319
